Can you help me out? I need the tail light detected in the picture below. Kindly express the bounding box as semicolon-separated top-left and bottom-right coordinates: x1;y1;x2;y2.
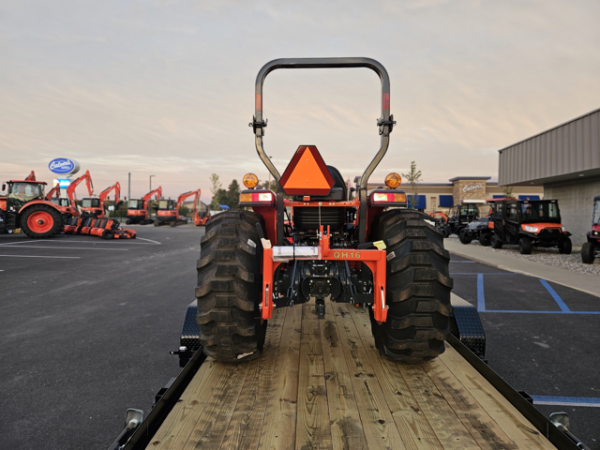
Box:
372;192;407;203
240;192;273;202
239;190;275;206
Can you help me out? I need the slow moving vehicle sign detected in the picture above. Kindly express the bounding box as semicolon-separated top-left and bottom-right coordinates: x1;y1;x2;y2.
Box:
48;158;80;176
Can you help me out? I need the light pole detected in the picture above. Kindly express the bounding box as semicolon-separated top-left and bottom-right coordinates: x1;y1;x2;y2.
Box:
149;175;155;192
267;156;273;189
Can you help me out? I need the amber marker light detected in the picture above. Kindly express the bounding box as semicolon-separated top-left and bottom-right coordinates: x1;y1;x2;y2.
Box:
385;173;402;188
243;173;259;189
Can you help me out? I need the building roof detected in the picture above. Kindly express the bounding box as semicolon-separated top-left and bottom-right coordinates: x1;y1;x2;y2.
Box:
448;176;492;182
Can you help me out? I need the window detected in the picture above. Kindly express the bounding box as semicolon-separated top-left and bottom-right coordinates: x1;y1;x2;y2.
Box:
9;183;43;201
506;203;519;220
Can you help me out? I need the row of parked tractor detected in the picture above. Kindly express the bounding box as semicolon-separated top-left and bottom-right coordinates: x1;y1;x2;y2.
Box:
428;197;600;264
0;170;210;240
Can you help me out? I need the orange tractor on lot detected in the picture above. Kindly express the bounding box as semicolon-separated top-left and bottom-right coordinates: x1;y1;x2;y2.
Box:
195;58;452;363
126;187;162;225
0;171;74;238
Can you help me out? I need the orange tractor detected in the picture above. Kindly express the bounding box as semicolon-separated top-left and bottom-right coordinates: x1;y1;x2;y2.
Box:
81;182;121;218
154;189;209;227
126;187;162;225
0;171;74;238
195;58;452;363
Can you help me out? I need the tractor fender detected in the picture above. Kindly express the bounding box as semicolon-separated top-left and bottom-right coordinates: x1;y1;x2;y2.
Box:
18;200;63;215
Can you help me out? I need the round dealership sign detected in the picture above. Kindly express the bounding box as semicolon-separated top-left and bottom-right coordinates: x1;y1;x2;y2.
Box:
48;158;80;176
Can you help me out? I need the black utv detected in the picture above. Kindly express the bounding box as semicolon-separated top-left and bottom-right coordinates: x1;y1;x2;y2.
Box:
447;203;480;236
489;198;572;255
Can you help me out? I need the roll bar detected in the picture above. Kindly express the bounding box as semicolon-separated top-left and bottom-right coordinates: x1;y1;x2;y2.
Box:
251;57;395;192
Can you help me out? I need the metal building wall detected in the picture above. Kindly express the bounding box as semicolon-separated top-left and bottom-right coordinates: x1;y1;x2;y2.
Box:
499;108;600;186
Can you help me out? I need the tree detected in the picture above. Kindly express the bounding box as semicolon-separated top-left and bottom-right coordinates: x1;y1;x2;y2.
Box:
227;179;241;209
260;179;277;191
179;205;190;217
402;161;422;209
502;186;515;199
214;188;228;208
209;173;222;209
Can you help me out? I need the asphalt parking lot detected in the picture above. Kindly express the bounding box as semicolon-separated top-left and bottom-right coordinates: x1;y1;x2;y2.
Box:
451;254;600;449
1;228;598;449
0;226;203;450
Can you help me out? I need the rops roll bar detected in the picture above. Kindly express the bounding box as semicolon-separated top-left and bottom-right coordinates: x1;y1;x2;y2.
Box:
250;57;396;244
250;57;395;192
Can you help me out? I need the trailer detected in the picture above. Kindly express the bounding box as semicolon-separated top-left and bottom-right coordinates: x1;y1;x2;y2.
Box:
109;296;586;450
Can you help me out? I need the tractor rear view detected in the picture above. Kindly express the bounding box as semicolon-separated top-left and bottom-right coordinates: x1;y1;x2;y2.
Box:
195;58;452;364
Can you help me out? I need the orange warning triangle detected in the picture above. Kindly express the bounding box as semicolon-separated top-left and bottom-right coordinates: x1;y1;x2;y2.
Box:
281;146;334;195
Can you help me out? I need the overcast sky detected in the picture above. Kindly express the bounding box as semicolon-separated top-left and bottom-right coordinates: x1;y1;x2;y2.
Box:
1;0;599;202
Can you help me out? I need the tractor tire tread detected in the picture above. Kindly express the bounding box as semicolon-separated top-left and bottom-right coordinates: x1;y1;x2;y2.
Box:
370;209;452;363
196;210;265;362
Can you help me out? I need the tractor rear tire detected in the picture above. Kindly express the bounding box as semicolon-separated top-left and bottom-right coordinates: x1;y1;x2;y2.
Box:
459;229;472;245
581;242;595;264
558;237;572;255
491;234;503;249
369;210;452;363
519;237;532;255
20;205;63;239
195;210;266;362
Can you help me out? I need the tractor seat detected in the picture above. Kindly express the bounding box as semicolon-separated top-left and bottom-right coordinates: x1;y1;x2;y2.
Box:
293;165;347;201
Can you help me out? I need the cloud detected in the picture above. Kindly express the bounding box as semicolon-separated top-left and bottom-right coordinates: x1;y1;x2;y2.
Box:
0;0;599;199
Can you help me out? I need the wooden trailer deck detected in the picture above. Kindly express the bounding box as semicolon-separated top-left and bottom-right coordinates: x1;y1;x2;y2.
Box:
146;299;556;450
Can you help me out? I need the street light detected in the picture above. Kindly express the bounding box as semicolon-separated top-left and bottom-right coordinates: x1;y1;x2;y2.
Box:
149;175;156;191
267;156;273;189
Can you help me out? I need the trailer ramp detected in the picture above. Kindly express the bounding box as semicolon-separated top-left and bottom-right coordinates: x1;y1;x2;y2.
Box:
147;300;556;450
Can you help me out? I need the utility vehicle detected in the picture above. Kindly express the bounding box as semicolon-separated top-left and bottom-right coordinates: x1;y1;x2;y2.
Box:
195;57;452;363
447;202;481;236
581;195;600;264
490;198;571;254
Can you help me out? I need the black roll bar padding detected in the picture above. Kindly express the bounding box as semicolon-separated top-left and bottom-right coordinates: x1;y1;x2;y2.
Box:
251;57;395;244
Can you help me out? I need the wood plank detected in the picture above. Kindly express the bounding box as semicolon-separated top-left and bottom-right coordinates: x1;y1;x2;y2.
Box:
399;362;481;450
320;303;368;450
420;358;518;450
331;303;407;450
294;302;333;450
148;358;244;449
348;305;443;450
438;346;556;449
220;307;287;450
258;306;302;450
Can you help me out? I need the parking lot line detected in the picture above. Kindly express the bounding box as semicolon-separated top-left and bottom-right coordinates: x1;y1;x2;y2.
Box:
474;272;600;315
477;273;486;312
2;246;129;251
451;273;517;275
531;395;600;408
540;279;570;312
136;237;161;245
0;254;80;259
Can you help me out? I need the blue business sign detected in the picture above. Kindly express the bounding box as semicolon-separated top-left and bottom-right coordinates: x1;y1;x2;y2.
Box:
56;179;72;188
48;158;80;175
